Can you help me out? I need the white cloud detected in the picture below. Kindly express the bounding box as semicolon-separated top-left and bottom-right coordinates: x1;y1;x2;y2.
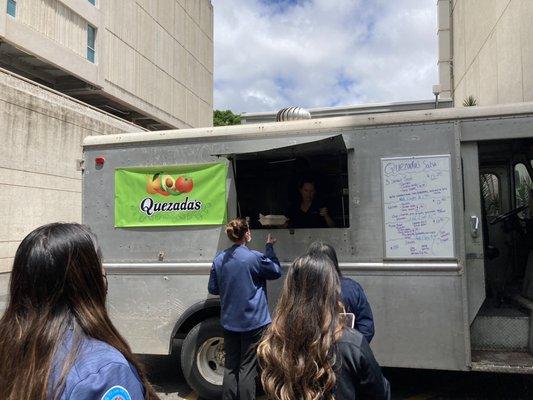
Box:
212;0;438;113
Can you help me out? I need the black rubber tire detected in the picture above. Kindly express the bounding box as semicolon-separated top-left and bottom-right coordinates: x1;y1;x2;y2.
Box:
181;317;224;400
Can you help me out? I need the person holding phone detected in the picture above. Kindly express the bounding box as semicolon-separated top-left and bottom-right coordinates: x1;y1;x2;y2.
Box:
0;223;159;400
257;252;390;400
208;218;281;400
308;241;375;343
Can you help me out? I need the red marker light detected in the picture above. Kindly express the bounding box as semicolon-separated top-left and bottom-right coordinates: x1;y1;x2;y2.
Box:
95;156;105;166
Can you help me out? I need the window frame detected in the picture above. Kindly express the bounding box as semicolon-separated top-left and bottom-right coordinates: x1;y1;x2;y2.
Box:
227;135;351;230
87;24;96;63
7;0;16;17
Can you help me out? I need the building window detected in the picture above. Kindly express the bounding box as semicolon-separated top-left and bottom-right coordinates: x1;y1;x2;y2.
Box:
7;0;16;17
88;0;96;5
87;25;96;63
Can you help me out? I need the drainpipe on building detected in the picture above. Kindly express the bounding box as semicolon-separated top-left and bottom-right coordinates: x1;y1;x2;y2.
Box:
436;0;453;103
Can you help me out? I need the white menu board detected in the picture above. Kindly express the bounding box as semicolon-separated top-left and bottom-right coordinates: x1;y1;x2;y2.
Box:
381;155;455;258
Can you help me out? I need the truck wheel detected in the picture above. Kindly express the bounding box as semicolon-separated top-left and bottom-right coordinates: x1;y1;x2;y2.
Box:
181;317;224;399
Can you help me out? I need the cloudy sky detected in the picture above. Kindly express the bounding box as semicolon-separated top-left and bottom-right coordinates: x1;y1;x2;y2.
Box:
211;0;438;114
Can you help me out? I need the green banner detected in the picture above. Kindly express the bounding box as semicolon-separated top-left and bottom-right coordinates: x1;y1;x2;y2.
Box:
115;163;227;227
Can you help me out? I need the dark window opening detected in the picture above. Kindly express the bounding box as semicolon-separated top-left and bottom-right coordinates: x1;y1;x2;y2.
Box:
231;135;350;229
87;25;96;63
481;173;501;217
514;163;532;214
7;0;16;17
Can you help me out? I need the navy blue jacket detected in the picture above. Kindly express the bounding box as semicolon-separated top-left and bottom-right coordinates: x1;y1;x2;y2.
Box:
208;243;281;332
50;330;145;400
340;277;375;343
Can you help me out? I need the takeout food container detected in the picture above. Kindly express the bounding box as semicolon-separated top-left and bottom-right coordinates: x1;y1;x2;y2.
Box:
258;214;288;226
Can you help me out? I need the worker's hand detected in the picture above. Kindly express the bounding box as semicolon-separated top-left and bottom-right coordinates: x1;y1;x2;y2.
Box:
266;234;277;245
319;207;329;217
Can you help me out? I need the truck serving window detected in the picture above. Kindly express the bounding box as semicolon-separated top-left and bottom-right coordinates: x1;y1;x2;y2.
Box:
230;135;349;229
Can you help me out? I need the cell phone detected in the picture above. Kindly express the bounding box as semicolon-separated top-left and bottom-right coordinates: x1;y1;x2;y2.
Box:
340;312;355;329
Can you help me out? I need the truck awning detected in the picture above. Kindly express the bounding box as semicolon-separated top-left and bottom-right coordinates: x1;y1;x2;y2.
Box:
214;134;348;160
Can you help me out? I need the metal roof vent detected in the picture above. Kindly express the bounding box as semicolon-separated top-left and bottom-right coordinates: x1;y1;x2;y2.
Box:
276;106;311;122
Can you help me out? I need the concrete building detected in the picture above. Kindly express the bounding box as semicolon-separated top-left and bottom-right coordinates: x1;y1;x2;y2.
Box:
437;0;533;107
0;68;144;273
0;0;213;276
0;0;213;129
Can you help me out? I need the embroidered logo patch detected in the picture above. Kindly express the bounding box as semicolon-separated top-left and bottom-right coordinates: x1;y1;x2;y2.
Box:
101;385;132;400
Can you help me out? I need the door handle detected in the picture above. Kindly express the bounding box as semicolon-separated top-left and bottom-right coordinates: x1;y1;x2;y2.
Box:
470;215;480;238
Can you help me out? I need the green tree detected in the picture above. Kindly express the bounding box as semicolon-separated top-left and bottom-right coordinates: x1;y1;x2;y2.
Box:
213;109;241;126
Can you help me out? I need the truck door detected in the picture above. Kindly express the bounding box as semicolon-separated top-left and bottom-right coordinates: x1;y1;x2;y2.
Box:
462;142;486;323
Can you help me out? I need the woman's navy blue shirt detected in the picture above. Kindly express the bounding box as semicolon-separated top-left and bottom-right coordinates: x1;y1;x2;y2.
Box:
340;277;375;343
208;243;281;332
50;330;145;400
287;200;327;228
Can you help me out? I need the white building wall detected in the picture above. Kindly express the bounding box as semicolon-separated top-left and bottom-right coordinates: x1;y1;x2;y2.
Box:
17;0;88;58
104;0;214;128
0;69;142;274
451;0;533;107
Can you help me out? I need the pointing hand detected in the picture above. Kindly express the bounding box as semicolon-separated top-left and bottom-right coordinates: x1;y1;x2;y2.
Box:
266;234;277;245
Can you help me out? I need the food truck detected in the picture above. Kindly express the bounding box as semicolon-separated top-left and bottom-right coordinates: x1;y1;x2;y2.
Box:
82;102;533;399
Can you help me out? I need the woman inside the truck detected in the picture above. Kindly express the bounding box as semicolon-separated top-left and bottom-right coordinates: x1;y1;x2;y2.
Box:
287;177;335;229
234;147;349;230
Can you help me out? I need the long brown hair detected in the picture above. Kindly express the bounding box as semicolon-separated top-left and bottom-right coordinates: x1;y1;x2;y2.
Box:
226;218;249;242
0;223;159;400
257;253;345;400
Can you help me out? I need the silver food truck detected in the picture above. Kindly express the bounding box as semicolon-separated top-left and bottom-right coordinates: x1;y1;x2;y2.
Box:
82;103;533;399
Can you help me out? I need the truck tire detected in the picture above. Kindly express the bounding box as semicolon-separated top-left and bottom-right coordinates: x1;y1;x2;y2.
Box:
181;317;224;399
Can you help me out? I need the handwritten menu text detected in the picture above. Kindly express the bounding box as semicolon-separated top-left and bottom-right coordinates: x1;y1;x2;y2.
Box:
382;156;454;258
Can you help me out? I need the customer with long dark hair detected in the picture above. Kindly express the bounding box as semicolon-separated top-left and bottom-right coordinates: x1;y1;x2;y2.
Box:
0;223;159;400
308;241;375;343
258;252;389;400
208;218;281;400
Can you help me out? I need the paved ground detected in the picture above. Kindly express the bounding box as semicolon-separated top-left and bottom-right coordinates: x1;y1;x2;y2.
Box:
141;344;533;400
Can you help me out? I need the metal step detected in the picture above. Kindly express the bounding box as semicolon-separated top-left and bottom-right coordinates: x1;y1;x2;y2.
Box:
471;350;533;374
471;307;529;351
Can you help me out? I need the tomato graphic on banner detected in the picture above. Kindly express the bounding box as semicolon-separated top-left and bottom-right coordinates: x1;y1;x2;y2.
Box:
145;173;194;196
115;163;227;227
